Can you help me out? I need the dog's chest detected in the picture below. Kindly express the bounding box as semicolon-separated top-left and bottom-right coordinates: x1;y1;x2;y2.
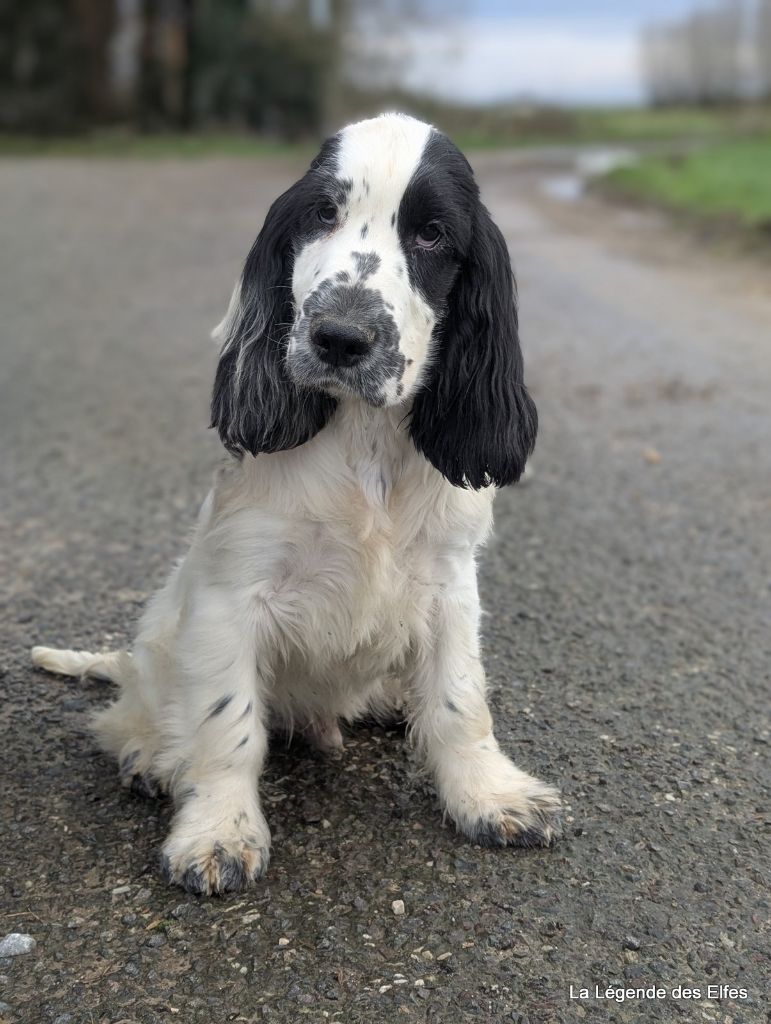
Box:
266;490;432;671
210;413;493;672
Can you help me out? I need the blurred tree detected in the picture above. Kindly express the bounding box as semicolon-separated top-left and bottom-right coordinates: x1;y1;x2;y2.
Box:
641;0;748;106
134;0;195;130
686;0;744;104
137;0;163;129
0;0;458;138
759;0;771;98
75;0;117;119
0;0;92;131
192;0;335;137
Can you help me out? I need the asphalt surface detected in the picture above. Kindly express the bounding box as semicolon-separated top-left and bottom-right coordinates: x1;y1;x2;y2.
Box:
1;150;769;1024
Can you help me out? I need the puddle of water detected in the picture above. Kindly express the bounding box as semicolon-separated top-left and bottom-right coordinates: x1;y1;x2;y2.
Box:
542;174;583;202
542;147;639;203
577;147;638;177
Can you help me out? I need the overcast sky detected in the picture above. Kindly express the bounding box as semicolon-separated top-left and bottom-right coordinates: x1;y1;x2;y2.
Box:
394;0;702;105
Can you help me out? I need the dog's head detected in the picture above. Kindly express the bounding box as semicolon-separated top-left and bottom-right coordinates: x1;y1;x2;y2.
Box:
211;113;537;488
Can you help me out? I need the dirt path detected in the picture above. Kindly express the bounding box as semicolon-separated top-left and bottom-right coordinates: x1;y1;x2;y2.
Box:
1;153;769;1023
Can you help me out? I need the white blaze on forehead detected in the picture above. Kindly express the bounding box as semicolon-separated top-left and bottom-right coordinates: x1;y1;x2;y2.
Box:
290;113;438;406
292;113;433;305
336;113;433;211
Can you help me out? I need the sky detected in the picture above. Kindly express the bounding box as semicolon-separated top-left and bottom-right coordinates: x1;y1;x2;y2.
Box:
392;0;703;106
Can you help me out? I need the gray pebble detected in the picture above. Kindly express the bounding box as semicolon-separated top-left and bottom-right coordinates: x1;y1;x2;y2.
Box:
0;933;36;957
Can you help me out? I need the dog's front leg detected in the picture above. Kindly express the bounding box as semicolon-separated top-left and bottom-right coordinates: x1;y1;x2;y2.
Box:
159;587;271;895
407;549;561;848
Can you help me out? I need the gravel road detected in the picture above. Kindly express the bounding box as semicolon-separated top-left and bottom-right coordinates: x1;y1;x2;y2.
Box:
1;150;769;1023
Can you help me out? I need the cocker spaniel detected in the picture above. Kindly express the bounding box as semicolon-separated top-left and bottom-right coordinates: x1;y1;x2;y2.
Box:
32;113;561;895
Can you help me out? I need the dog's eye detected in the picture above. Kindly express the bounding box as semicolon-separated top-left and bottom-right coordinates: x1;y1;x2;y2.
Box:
416;222;442;249
318;205;338;225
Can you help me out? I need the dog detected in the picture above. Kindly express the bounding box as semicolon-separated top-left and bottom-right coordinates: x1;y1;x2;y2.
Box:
32;113;561;895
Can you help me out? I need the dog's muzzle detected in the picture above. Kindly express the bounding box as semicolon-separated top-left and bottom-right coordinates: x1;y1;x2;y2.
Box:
288;278;405;404
310;321;371;368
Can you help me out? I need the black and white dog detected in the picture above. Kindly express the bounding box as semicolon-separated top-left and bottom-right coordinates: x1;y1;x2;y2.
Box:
32;113;560;895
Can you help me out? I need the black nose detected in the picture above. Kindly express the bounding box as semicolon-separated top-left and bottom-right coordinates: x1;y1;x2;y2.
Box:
311;323;370;368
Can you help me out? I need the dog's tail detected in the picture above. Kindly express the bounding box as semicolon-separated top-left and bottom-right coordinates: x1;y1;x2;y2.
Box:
31;646;132;685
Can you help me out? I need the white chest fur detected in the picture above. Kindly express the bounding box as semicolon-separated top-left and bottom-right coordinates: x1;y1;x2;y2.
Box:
188;403;494;714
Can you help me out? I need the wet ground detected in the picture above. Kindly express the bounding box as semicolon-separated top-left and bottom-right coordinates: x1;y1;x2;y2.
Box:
1;150;769;1023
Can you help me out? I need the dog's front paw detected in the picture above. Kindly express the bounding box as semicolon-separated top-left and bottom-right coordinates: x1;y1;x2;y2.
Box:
439;750;562;850
466;787;562;849
161;811;271;895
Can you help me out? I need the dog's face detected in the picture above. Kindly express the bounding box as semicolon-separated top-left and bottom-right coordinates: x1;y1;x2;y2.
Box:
212;113;537;489
286;117;471;406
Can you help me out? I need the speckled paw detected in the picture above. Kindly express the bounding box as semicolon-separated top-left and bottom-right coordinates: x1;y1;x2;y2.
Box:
457;782;562;850
160;840;270;896
469;805;562;849
128;772;162;799
119;749;162;800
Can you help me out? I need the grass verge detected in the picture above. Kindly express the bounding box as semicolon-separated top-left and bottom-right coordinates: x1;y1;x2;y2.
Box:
0;131;310;159
3;105;771;159
601;138;771;231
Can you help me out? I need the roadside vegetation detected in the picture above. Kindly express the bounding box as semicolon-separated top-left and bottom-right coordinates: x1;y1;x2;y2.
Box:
0;131;311;159
2;103;770;159
601;137;771;232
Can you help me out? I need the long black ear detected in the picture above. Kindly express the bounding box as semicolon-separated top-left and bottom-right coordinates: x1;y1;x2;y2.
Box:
409;204;537;489
210;181;336;455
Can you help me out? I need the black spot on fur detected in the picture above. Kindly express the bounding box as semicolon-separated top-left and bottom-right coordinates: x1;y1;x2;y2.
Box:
336;270;350;283
181;866;207;895
130;773;159;799
351;251;381;280
360;222;369;239
159;853;173;882
235;734;249;750
445;698;459;713
206;694;233;719
215;846;248;891
391;212;396;227
239;701;253;720
120;750;140;777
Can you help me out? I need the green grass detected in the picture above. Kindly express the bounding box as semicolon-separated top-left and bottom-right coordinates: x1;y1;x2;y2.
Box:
573;105;767;143
2;105;771;160
439;103;771;150
0;131;310;159
603;138;771;228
